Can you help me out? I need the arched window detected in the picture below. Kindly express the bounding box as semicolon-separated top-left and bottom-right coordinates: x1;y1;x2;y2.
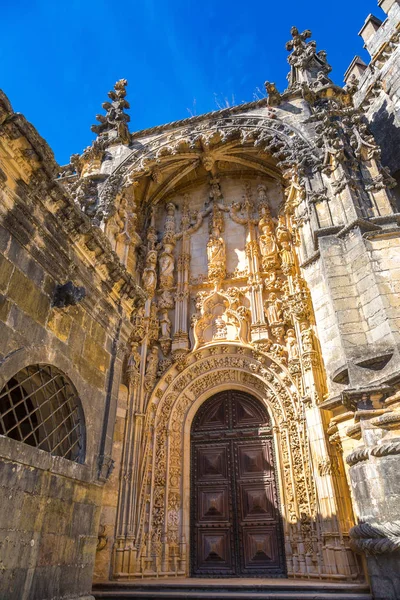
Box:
0;364;85;463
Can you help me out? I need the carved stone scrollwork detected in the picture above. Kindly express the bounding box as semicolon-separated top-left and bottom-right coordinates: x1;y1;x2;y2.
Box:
283;277;312;323
130;306;146;343
317;456;340;476
91;78;131;146
371;439;400;458
285;27;333;94
346;446;370;467
192;288;250;350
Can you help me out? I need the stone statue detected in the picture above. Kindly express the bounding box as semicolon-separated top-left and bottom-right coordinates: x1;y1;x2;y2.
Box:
276;214;291;245
207;207;226;285
158;203;176;290
258;207;279;272
285;329;299;361
160;310;172;339
301;322;315;353
159;309;172;355
276;215;294;274
264;292;283;326
164;202;176;239
145;346;159;391
257;184;268;205
142;250;158;295
159;242;175;289
213;315;227;340
127;341;141;384
280;241;294;274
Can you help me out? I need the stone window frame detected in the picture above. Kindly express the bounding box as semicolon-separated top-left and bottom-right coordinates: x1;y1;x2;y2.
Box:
0;363;86;465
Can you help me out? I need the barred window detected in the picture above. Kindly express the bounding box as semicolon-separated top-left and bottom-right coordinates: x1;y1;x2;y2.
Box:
0;364;85;463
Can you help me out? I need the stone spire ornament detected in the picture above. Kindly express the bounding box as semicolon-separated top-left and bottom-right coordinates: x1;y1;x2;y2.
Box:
91;79;131;145
285;27;333;92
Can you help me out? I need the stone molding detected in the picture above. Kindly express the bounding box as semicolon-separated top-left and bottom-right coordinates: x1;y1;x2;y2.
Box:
350;520;400;554
346;439;400;465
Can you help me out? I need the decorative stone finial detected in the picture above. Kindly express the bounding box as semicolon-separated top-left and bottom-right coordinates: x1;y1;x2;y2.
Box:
285;26;333;93
91;79;131;145
264;81;282;107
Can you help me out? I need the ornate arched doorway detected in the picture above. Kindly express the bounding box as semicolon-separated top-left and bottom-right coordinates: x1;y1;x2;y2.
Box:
190;390;286;577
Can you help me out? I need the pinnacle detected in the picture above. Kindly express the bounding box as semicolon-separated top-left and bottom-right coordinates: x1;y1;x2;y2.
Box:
91;78;131;145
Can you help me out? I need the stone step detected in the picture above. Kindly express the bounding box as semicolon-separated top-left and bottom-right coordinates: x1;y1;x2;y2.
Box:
92;580;372;600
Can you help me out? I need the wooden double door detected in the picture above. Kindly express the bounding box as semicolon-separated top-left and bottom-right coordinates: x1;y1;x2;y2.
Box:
191;390;286;577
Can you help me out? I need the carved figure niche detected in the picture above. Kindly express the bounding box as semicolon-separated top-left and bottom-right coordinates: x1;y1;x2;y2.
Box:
193;288;250;350
158;202;177;357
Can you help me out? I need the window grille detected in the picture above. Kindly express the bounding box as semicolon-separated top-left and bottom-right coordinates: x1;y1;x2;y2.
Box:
0;364;85;463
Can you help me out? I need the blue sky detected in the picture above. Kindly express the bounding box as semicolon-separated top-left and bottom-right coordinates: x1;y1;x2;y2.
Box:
1;0;384;165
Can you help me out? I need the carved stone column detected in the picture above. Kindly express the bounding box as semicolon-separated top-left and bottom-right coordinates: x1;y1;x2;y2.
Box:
172;195;209;359
346;391;400;599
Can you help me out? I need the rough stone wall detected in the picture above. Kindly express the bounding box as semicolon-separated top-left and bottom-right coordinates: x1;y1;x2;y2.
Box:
0;91;144;600
0;440;102;600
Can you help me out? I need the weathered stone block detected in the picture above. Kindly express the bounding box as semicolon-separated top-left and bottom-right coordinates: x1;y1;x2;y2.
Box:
0;223;11;253
47;309;72;342
30;565;61;600
0;254;14;294
82;337;110;374
71;503;96;537
7;267;49;325
7;238;45;287
41;498;72;535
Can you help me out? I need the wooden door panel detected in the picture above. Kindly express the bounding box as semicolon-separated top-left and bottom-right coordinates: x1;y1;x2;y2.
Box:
192;440;233;575
234;437;285;575
237;442;272;478
232;394;269;429
198;486;230;522
241;527;281;572
240;481;276;521
193;393;229;433
196;445;228;481
191;391;285;577
196;529;235;575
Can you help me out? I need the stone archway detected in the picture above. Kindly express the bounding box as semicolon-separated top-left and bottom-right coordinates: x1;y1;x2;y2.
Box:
114;344;315;578
190;389;286;577
98;112;317;221
112;343;359;581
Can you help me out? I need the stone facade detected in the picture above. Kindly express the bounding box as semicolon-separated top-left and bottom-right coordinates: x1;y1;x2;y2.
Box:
0;91;144;600
0;4;400;600
345;0;400;205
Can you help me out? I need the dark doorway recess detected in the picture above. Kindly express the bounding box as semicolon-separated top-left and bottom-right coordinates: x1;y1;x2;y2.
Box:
190;390;286;577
